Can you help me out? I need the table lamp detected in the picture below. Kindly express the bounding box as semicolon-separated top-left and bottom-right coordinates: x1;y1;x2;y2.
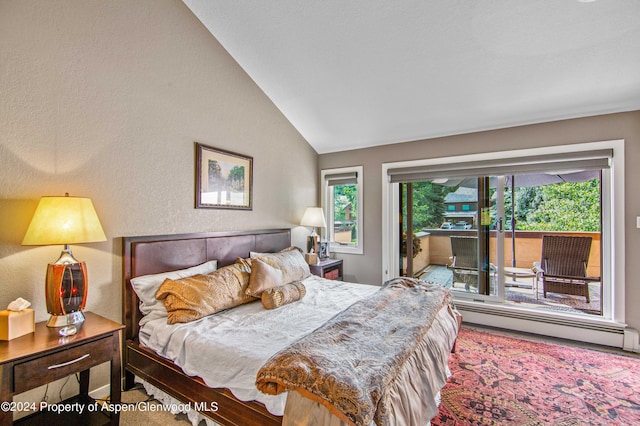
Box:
22;194;106;327
300;207;327;256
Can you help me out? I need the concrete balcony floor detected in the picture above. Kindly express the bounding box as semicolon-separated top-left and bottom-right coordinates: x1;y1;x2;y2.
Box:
417;264;602;316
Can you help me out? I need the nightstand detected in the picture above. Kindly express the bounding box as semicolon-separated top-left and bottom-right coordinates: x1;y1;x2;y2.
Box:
309;258;343;281
0;312;123;425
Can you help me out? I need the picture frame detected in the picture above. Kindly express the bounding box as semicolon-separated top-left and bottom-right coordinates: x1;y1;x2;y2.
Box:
195;142;253;210
319;241;330;259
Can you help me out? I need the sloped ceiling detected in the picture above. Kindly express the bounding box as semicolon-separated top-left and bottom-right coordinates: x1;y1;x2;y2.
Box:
183;0;640;153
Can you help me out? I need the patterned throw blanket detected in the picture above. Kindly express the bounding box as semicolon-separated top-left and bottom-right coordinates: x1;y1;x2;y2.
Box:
256;277;456;426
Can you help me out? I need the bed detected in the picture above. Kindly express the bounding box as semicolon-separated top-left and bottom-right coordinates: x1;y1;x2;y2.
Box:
122;229;459;426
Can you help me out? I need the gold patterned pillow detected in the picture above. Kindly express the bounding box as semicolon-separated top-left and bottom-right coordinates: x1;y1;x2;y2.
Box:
246;258;284;297
156;263;253;324
252;246;310;284
235;256;252;272
261;281;306;310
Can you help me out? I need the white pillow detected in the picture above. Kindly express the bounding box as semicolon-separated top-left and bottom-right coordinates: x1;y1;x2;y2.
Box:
130;260;217;326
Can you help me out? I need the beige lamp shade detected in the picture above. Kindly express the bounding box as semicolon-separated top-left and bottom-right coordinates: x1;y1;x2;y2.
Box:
300;207;327;228
22;195;106;328
301;207;326;258
22;196;106;246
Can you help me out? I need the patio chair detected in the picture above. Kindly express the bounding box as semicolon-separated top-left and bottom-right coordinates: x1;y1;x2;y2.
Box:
447;236;495;291
535;235;598;303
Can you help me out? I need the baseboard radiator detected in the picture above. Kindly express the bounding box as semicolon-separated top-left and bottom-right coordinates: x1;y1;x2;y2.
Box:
457;303;638;352
623;328;640;352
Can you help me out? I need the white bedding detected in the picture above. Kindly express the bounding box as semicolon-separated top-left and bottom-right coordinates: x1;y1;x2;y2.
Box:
139;275;379;416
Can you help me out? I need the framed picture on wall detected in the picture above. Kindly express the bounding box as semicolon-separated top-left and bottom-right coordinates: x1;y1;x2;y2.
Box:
195;142;253;210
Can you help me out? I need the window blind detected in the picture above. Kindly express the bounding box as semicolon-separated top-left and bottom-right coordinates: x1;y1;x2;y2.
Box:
387;149;612;183
326;171;358;186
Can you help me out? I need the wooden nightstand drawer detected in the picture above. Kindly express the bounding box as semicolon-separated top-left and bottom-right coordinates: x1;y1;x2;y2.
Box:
14;336;112;393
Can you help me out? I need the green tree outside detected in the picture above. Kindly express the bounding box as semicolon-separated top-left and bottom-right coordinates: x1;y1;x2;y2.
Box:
402;182;456;231
334;184;358;242
407;179;600;232
517;180;600;232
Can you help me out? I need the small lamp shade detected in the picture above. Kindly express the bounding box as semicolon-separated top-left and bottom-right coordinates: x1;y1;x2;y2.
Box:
22;195;106;328
300;207;326;257
300;207;327;229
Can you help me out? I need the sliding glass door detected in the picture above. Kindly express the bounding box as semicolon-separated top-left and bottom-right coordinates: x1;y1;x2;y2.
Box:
395;159;606;316
399;175;505;300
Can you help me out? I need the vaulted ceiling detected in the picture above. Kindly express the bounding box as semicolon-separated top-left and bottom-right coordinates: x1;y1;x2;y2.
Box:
183;0;640;153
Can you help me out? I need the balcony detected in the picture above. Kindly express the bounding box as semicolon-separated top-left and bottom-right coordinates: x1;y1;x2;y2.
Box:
404;230;602;316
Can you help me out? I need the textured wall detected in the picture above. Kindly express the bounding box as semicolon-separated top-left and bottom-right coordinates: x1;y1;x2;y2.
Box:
0;0;317;400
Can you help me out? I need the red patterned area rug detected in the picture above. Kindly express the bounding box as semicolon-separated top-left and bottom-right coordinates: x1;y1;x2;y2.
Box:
433;328;640;425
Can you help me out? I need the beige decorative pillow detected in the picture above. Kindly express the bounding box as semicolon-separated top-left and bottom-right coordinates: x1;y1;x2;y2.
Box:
246;258;284;297
156;263;253;324
261;281;306;310
252;246;310;284
130;260;218;325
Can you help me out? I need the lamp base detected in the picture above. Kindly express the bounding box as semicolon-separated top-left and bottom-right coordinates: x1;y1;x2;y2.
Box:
306;228;319;255
45;251;88;326
46;311;85;328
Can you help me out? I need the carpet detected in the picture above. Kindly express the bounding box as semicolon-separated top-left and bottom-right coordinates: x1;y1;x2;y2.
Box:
120;386;195;425
433;329;640;426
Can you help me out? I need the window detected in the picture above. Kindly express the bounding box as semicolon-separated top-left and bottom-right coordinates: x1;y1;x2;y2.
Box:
321;166;363;254
382;140;626;332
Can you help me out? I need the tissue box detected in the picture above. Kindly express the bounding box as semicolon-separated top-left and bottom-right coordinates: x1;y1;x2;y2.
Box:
0;309;35;341
305;253;318;265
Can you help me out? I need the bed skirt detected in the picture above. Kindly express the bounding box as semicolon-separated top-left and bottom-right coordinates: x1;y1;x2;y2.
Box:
135;375;446;426
280;304;457;426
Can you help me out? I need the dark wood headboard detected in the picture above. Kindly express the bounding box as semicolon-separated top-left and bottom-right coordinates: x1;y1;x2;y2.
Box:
122;228;291;341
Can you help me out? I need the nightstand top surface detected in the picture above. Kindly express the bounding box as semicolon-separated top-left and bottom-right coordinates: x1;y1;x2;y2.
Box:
0;312;123;364
316;258;342;266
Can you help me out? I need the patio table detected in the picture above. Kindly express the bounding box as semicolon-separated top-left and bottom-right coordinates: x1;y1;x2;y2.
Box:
504;267;539;299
